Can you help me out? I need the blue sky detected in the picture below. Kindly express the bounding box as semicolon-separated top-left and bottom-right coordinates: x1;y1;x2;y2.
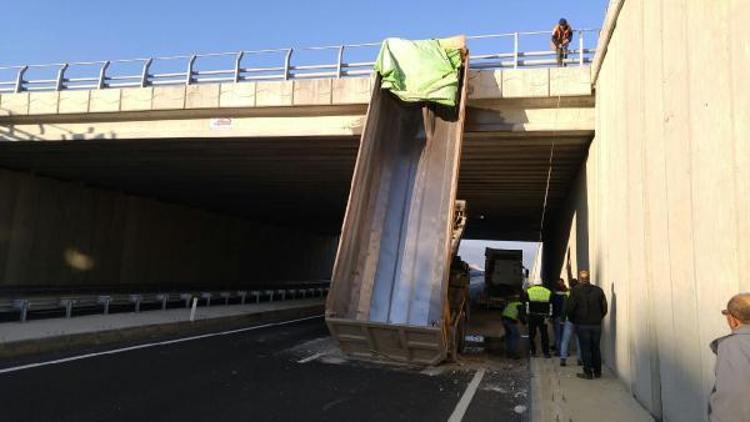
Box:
3;1;609;65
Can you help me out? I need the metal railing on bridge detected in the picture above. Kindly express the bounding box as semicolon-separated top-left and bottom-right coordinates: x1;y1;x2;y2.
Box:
0;29;598;94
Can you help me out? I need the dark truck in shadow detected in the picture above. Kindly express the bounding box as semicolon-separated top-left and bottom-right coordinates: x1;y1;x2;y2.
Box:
483;248;526;307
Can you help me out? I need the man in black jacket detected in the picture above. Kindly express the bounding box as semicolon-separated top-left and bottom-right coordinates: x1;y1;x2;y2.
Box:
565;270;608;379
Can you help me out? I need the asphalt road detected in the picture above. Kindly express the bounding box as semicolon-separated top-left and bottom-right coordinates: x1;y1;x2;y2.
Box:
0;316;529;422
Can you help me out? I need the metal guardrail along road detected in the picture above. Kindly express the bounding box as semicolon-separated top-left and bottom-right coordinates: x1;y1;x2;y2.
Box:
1;283;330;323
0;29;598;94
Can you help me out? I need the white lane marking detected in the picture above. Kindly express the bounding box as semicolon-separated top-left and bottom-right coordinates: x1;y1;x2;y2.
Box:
447;367;487;422
0;314;324;375
297;351;325;364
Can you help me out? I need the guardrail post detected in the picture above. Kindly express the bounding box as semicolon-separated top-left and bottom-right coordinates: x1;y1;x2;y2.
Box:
55;63;69;91
132;295;142;313
186;54;197;85
513;32;519;69
234;51;244;83
140;58;153;87
180;293;192;308
13;299;29;322
14;65;27;93
98;296;111;314
98;61;110;89
189;297;197;321
579;31;585;66
336;45;345;78
62;299;75;318
284;48;293;81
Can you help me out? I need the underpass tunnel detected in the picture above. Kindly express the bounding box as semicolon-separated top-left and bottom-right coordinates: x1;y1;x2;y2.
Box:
459;131;592;290
0;136;358;291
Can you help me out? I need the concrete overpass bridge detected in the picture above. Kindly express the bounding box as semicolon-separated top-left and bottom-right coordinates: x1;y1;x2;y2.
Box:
1;7;748;421
0;30;596;242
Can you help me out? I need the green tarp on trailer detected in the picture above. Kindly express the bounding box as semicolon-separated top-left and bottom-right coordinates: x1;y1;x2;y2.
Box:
374;37;462;107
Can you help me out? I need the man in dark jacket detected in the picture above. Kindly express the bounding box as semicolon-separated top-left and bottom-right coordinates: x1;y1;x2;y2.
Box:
708;293;750;422
551;278;568;355
565;270;607;379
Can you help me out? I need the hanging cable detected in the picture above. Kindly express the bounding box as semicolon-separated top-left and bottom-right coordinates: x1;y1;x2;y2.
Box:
529;93;562;284
537;93;563;243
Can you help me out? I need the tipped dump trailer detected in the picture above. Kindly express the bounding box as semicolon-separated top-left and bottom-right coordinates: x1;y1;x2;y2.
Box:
325;37;469;365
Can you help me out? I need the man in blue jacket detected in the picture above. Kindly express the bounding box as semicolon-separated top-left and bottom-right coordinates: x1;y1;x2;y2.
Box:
551;278;568;354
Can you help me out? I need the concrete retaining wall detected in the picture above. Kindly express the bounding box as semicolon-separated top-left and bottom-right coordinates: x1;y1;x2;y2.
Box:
546;1;749;420
0;168;337;287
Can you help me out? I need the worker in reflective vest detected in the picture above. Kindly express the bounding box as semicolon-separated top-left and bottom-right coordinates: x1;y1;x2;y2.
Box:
522;282;553;358
501;298;524;359
551;18;573;66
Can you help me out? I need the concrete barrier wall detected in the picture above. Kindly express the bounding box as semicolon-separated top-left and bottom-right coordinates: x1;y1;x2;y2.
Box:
546;1;749;420
0;168;337;287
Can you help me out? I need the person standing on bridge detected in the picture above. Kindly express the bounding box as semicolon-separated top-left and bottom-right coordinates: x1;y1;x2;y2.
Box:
521;281;553;358
566;270;607;379
708;293;750;422
551;18;573;67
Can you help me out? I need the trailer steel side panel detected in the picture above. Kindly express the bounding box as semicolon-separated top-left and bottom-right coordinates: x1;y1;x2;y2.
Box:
326;44;469;364
326;317;446;365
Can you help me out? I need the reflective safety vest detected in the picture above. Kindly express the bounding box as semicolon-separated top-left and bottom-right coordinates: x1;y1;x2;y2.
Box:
552;24;573;43
527;285;552;302
502;301;522;321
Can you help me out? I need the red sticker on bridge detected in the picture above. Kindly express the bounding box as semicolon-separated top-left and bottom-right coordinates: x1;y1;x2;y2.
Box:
210;118;233;130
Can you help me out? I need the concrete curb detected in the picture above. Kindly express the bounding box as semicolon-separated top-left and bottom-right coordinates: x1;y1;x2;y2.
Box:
0;304;324;360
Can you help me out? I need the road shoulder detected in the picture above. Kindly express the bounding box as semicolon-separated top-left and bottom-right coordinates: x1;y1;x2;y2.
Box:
0;299;323;360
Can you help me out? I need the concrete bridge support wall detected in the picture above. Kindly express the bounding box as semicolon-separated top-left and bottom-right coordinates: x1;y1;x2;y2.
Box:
547;0;749;420
0;168;337;287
